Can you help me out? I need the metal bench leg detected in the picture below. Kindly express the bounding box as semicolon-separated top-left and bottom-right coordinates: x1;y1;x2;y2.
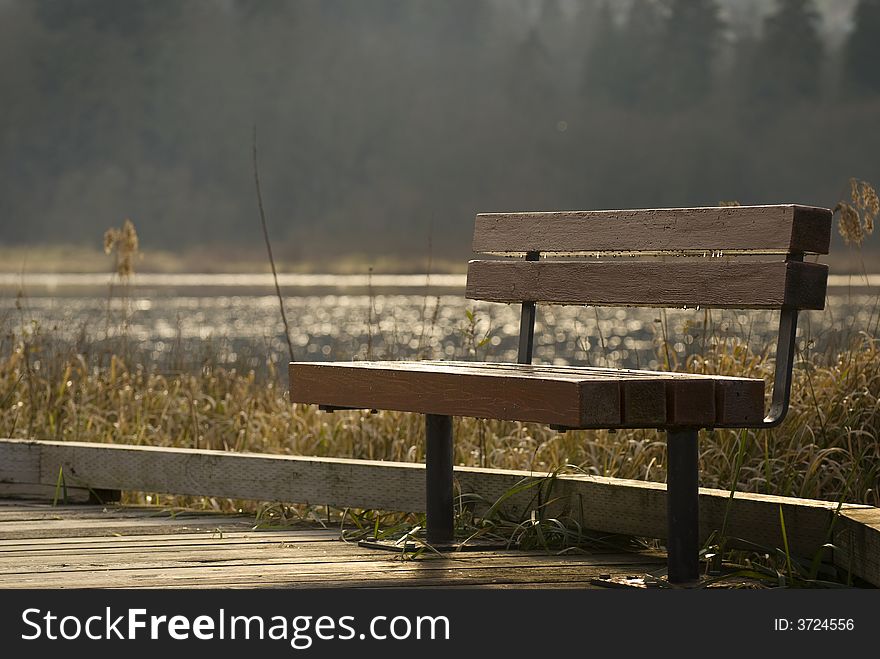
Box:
666;428;700;584
425;414;454;545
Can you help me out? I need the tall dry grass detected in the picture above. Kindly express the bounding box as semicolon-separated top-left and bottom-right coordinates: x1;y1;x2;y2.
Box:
0;192;877;512
0;304;876;508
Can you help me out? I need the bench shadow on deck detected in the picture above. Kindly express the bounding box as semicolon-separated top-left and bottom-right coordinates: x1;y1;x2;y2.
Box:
0;499;665;589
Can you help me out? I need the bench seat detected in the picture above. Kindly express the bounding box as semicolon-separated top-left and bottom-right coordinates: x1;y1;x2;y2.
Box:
289;360;765;429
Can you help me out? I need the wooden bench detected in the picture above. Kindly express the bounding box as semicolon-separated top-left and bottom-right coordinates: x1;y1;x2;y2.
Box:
289;204;831;584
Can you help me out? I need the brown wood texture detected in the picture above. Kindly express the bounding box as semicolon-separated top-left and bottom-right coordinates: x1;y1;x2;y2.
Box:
0;483;91;503
289;361;765;428
835;508;880;588
0;500;662;588
465;259;828;310
473;205;832;255
0;438;427;514
1;441;876;586
439;362;766;427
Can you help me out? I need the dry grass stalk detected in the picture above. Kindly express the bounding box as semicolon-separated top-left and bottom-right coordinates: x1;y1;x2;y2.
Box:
836;178;878;246
103;218;139;280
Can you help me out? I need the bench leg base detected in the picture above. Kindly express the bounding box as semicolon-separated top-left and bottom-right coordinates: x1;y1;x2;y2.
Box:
666;428;700;584
425;414;454;546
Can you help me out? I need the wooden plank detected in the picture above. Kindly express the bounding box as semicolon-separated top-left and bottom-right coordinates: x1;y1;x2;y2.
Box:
450;466;852;552
443;361;754;384
290;361;763;427
620;380;667;425
466;260;829;310
472;205;832;255
714;378;767;426
0;440;875;585
0;541;447;565
0;544;626;568
0;505;238;522
0;500;663;589
0;516;256;540
0;540;339;560
0;530;338;551
0;483;92;503
668;380;716;427
0;513;255;531
313;359;760;385
290;361;621;427
0;441;98;502
0;438;429;513
0;519;657;589
0;440;41;485
440;361;766;427
0;547;656;576
835;509;880;586
0;561;662;589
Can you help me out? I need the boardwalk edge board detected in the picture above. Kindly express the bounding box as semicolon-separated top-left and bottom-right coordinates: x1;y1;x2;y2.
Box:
0;438;876;586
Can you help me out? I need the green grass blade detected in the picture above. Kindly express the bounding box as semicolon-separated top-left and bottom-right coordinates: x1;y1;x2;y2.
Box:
52;466;64;507
778;505;794;583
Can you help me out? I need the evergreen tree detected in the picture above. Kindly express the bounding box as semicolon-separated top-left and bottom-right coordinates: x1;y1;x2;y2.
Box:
536;0;571;58
654;0;724;107
751;0;823;102
33;0;180;35
843;0;880;95
582;2;619;100
509;27;556;110
614;0;664;106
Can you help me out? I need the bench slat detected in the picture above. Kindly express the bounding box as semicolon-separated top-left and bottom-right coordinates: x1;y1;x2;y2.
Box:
466;260;828;310
431;361;765;426
323;360;755;383
426;361;759;383
291;362;619;427
289;361;765;428
473;205;831;255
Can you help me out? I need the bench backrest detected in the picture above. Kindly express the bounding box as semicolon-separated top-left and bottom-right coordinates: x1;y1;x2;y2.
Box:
466;205;831;311
465;204;830;428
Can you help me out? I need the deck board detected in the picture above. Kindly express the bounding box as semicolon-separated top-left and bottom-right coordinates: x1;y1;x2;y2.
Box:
0;500;662;589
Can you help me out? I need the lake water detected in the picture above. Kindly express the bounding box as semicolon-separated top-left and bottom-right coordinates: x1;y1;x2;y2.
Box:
2;273;877;374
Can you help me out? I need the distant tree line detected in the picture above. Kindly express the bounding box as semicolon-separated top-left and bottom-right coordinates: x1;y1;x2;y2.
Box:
1;0;879;260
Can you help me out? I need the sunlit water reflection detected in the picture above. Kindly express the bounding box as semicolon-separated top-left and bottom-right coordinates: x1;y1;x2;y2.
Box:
2;274;876;375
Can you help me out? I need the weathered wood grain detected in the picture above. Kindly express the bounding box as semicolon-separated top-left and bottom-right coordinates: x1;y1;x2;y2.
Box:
472;205;832;255
0;515;256;540
0;440;880;586
1;440;875;585
0;498;664;589
835;508;880;587
0;483;92;503
466;259;829;310
289;361;764;427
0;505;247;523
0;439;428;514
439;362;766;427
0;530;337;552
0;545;652;576
0;541;396;566
293;361;618;427
0;440;40;485
0;560;661;589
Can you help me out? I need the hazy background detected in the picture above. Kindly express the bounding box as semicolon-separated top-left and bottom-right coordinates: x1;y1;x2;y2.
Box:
1;0;878;269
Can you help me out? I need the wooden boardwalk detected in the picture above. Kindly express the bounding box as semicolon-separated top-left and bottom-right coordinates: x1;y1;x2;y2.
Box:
0;499;665;589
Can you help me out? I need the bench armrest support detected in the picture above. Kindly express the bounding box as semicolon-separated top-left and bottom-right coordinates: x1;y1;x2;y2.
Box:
760;306;799;428
759;251;807;429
